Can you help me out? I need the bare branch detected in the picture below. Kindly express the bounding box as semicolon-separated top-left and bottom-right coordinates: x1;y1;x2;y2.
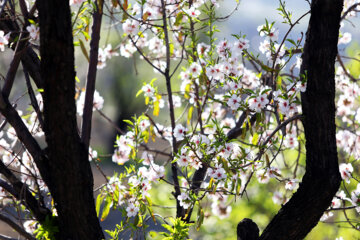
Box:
0;213;36;240
24;66;44;130
81;0;104;149
2;32;29;98
0;234;18;240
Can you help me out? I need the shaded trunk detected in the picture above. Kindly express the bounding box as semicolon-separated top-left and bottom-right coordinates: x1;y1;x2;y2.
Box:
258;0;343;239
37;0;104;239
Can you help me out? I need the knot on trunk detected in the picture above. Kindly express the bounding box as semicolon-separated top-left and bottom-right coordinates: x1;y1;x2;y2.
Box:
237;218;259;240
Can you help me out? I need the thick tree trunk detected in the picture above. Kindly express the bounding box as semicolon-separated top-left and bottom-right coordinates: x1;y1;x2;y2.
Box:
258;0;343;239
37;0;104;239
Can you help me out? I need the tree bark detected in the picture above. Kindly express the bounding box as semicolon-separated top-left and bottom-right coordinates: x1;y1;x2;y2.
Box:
37;0;104;239
237;218;259;240
258;0;343;239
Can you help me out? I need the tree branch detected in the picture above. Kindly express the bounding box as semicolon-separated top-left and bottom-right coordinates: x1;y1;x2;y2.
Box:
24;66;44;130
81;0;104;149
0;234;18;240
0;213;36;240
160;0;184;219
0;94;51;185
2;31;29;98
0;160;50;222
259;1;343;239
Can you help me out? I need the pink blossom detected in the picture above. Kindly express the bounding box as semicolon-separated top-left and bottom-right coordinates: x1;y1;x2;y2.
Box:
339;163;353;183
0;30;9;51
227;95;241;110
126;203;139;217
173;124;187;141
122;19;139;35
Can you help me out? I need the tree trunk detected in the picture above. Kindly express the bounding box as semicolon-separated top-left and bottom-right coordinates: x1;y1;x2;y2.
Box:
258;0;343;239
37;0;104;239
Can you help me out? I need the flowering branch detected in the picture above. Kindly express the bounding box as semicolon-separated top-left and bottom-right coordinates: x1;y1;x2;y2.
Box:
160;0;184;219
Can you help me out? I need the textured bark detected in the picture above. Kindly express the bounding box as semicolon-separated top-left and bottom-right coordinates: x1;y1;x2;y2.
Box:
37;0;104;239
258;0;343;239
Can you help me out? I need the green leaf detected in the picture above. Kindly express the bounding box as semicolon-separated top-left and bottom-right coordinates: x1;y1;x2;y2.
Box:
252;132;259;145
153;99;160;116
79;39;90;62
286;38;296;46
136;89;143;97
100;195;113;221
96;194;104;217
149;231;157;238
123;119;134;126
196;207;204;231
175;12;184;26
187;106;194;125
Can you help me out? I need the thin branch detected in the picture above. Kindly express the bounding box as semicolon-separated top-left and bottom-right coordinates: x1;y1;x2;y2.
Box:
0;213;36;240
0;234;18;240
128;36;164;74
24;66;44;130
261;114;302;147
96;109;124;134
160;0;183;219
341;3;360;20
81;0;104;149
0;179;18;196
0;159;50;222
2;32;29;98
0;94;51;191
336;54;358;82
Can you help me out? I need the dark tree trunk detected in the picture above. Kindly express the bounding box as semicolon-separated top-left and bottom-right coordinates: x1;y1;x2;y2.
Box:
258;0;343;239
237;218;259;240
36;0;104;239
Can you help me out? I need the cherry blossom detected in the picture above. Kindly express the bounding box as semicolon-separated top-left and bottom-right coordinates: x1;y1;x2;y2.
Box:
177;192;191;209
285;179;298;191
69;0;85;6
338;32;352;44
189;62;202;77
0;30;9;51
122;19;139;35
232;38;250;55
126;203;139;217
339;163;353;183
112;147;131;165
227;94;241;110
76;90;104;116
26;24;40;41
185;7;201;18
173;124;187;141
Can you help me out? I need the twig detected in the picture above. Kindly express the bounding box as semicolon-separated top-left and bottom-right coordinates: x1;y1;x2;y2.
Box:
341;3;360;20
336;54;358;82
97;109;125;134
24;66;44;130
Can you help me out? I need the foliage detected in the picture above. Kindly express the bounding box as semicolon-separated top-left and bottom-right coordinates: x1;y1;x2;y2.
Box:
0;0;359;239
